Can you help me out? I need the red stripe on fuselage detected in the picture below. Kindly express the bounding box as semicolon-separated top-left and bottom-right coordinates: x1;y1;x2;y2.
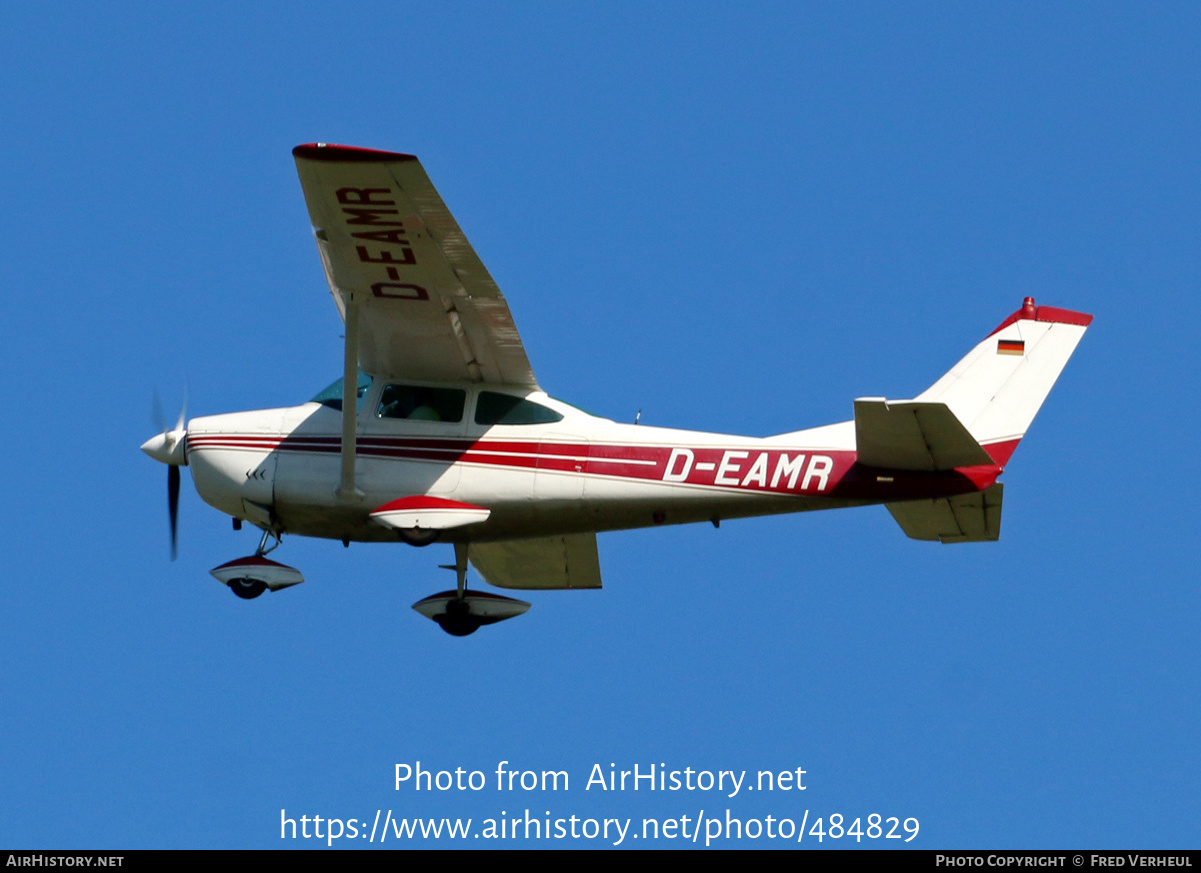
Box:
187;434;996;500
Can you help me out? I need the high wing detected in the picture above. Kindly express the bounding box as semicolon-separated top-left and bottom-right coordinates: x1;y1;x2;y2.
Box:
293;143;538;388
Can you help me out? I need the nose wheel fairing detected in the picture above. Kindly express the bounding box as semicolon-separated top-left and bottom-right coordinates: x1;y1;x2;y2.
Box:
209;554;305;598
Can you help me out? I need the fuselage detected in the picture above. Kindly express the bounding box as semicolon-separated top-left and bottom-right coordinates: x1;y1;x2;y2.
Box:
184;378;1000;545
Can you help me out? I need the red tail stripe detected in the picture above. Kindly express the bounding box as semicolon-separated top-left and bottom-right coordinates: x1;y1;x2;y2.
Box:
987;302;1093;338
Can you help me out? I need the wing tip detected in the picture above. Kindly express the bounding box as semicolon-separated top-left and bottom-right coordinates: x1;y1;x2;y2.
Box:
293;142;418;163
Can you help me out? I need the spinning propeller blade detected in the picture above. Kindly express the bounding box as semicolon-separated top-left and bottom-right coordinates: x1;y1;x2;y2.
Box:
168;465;180;561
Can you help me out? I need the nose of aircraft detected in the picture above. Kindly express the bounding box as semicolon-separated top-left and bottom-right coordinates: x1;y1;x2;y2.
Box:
141;429;187;466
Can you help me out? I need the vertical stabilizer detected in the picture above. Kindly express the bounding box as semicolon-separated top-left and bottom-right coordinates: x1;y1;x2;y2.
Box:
915;298;1091;466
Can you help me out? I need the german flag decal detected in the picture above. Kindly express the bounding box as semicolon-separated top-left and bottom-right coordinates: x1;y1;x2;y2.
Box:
997;339;1025;355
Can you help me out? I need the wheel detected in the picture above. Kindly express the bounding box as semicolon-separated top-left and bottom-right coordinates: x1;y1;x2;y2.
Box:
434;615;481;636
229;577;268;600
434;598;481;636
397;528;441;547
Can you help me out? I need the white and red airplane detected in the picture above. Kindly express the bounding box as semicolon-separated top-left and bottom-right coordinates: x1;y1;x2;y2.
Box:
142;143;1092;635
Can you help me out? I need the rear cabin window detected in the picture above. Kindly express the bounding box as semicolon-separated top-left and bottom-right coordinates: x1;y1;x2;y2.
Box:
377;385;466;422
474;392;564;425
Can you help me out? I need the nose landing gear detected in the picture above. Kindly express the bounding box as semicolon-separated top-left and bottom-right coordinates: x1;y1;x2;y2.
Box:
209;528;305;600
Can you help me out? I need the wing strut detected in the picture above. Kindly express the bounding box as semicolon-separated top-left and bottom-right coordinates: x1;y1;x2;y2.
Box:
337;299;364;502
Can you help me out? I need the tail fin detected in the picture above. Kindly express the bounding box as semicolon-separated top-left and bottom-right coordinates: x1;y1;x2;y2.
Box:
915;297;1092;466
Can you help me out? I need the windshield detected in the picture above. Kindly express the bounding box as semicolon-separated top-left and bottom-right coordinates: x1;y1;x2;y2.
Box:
310;372;373;411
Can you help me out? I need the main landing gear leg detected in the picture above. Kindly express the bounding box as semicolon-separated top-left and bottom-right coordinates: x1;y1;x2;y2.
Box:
454;542;468;599
439;543;481;637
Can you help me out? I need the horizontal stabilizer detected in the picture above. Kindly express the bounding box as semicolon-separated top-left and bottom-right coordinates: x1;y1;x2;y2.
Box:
470;533;602;590
887;483;1004;543
854;398;994;471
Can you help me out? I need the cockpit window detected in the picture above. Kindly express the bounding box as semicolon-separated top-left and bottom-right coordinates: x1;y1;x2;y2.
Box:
312;372;373;411
377;385;466;423
475;392;564;425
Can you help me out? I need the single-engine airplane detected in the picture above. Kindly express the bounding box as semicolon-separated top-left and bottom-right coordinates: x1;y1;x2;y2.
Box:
141;143;1092;635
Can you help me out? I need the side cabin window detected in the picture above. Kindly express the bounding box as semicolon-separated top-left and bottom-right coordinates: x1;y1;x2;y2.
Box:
474;392;564;425
377;385;466;423
312;372;373;412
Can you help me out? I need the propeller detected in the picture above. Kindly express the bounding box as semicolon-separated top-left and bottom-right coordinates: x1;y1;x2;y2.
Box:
144;391;188;560
168;465;180;560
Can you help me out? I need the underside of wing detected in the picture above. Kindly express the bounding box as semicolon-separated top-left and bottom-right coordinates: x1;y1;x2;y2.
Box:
469;534;603;590
293;143;538;388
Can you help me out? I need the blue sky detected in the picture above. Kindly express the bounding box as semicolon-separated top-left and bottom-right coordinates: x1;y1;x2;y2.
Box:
2;2;1198;848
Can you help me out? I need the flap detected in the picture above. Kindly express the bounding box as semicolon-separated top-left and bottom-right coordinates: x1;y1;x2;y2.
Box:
470;533;603;590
